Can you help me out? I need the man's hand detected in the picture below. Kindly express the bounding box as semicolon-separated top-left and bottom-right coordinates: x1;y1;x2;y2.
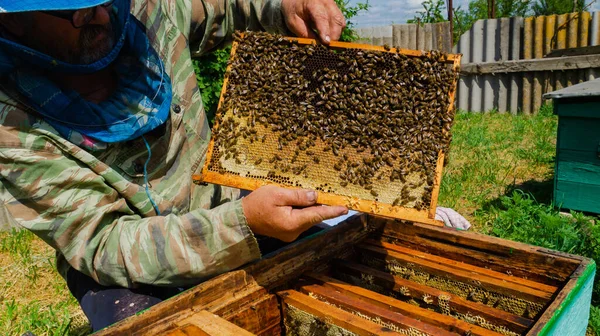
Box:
281;0;346;44
242;185;348;242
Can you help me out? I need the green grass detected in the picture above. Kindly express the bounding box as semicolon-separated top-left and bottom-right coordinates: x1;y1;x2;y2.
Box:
1;105;599;335
0;229;90;336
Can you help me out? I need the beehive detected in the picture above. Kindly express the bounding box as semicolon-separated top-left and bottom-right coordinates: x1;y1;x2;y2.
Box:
194;32;461;224
544;79;600;215
98;215;595;336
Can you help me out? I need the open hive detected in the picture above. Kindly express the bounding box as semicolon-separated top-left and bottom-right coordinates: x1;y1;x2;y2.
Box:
195;32;461;224
99;216;595;336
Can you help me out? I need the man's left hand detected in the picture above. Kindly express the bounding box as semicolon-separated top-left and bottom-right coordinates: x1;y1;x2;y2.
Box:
281;0;346;44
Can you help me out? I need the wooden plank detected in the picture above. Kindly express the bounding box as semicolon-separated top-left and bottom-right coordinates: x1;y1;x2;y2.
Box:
461;54;600;74
374;219;582;279
94;271;258;336
528;260;595;335
522;17;534;114
356;243;553;304
297;283;460;336
556;160;600;185
545;45;600;58
221;294;280;335
332;259;534;333
557;149;600;165
303;272;504;336
554;180;600;213
256;323;281;336
364;239;558;294
377;229;565;286
246;214;374;289
166;324;211;336
278;290;404;335
178;311;255;336
212;286;271;318
557;117;600;151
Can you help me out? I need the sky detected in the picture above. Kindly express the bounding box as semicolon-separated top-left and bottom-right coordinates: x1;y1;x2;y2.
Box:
347;0;600;28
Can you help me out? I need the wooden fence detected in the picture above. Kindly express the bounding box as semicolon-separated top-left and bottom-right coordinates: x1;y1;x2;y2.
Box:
356;11;600;114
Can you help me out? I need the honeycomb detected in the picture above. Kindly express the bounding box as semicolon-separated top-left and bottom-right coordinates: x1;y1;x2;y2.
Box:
200;31;460;220
336;273;522;336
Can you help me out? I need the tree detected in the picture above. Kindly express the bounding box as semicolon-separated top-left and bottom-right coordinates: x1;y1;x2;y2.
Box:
531;0;585;15
408;0;447;24
452;0;530;43
334;0;371;42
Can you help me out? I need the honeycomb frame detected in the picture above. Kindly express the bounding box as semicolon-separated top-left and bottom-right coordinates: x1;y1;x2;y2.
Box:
194;35;462;225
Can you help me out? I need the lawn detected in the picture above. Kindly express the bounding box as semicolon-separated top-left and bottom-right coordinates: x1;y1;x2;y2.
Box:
1;106;599;335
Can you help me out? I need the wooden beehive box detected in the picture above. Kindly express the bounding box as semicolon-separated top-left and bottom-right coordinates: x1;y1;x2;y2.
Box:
97;215;595;336
194;32;461;226
544;78;600;214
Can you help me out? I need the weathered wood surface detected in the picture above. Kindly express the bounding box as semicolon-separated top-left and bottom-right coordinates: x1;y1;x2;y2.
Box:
332;259;534;333
365;239;558;294
461;54;600;74
357;243;553;304
220;294;280;335
95;216;370;335
246;214;374;288
96;214;592;336
166;324;211;336
298;282;463;336
177;310;255;336
278;289;405;335
94;271;257;336
379;228;566;286
527;259;595;335
303;272;503;336
376;218;581;280
545;45;600;58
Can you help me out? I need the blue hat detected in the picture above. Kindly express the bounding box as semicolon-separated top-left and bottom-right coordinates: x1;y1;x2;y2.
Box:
0;0;110;13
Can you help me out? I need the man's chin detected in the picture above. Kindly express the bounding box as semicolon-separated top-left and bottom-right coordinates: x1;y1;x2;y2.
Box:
79;40;115;65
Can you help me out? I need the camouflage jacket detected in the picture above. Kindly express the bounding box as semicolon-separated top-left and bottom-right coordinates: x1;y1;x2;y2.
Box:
0;0;288;287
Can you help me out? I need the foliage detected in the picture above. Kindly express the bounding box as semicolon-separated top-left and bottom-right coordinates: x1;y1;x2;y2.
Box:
452;0;530;43
532;0;586;15
192;47;231;126
334;0;371;42
408;0;447;24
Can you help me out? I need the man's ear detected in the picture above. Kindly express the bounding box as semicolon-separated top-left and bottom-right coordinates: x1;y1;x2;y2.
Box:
0;13;29;37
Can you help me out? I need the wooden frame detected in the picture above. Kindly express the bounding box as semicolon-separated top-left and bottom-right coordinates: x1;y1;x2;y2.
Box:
97;214;594;336
193;36;462;226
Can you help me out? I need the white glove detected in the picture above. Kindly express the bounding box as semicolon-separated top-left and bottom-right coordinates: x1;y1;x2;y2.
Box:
435;207;471;230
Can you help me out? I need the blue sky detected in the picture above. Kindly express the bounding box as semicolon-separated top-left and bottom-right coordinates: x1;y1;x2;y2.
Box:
347;0;600;27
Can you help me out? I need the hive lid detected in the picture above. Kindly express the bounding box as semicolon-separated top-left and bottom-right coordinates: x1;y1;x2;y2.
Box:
543;78;600;99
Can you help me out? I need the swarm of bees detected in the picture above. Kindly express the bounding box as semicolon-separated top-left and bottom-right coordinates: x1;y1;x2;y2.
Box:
207;31;458;211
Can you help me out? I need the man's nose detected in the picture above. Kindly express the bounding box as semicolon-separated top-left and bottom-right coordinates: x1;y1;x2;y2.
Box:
88;4;112;26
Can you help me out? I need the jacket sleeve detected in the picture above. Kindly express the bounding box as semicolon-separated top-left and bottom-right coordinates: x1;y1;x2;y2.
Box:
184;0;290;55
0;147;261;288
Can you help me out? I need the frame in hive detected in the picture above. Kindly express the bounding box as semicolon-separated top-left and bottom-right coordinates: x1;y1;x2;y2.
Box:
194;32;462;225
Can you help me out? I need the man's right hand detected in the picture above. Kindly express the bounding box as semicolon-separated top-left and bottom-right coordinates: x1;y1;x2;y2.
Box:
242;185;348;242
